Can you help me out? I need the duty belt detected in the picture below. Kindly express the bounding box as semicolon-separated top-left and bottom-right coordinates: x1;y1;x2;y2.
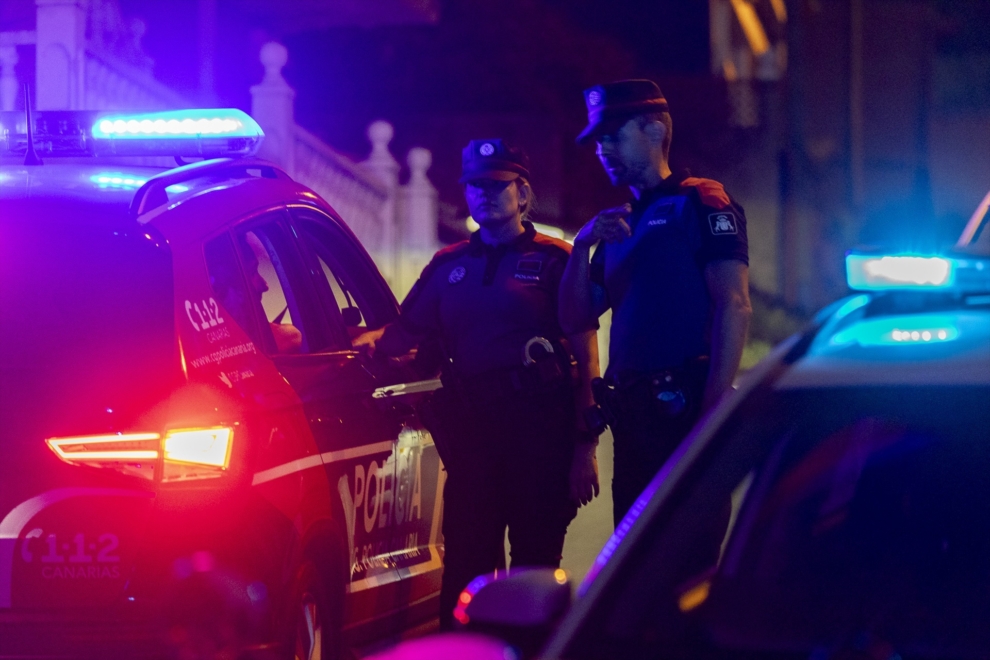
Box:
591;356;709;425
449;336;569;400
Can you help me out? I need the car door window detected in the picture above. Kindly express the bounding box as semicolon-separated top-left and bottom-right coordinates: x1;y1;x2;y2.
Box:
206;212;330;355
289;206;398;346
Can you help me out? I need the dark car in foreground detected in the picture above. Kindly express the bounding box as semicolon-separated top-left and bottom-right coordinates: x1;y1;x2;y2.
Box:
0;108;444;659
375;195;990;660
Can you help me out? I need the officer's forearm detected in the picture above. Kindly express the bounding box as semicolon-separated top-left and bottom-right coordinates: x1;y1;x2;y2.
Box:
559;243;598;334
377;322;422;357
566;330;600;433
702;294;752;411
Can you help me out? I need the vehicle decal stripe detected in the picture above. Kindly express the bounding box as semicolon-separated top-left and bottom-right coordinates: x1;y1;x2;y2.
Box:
0;488;153;609
346;554;443;594
252;439;418;486
320;441;395;465
251;454;324;486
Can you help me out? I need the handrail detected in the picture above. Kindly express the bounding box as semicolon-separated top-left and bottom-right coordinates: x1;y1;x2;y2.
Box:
84;46;189;110
294;125;387;200
129;158;288;217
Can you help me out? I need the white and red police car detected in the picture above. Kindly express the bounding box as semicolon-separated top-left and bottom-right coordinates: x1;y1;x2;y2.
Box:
0;108;444;659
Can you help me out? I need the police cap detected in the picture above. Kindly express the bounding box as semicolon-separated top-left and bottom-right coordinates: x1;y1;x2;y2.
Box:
576;79;670;144
459;139;531;184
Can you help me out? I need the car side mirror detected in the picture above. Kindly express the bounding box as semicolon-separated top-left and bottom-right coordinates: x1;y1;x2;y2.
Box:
342;306;362;327
457;568;572;657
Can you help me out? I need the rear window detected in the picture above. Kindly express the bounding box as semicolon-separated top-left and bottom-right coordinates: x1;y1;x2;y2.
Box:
0;216;176;439
569;385;990;659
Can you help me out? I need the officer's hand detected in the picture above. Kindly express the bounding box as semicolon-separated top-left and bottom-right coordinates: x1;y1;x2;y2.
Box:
573;204;633;248
570;442;600;507
352;327;385;357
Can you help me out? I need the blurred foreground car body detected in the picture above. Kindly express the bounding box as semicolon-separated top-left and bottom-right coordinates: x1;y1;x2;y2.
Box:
379;196;990;660
0;109;443;658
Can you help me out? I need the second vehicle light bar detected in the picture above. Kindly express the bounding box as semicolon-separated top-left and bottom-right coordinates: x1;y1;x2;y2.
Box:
846;252;990;293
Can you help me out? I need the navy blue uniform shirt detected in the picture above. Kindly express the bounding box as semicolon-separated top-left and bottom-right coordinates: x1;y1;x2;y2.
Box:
390;222;572;376
590;170;749;378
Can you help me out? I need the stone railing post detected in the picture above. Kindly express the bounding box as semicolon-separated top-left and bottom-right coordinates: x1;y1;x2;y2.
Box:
250;42;295;176
35;0;88;110
394;146;439;298
360;120;401;285
402;147;438;250
0;46;18;111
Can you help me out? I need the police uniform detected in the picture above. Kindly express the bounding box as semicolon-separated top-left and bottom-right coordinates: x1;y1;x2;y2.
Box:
577;82;750;524
378;140;580;628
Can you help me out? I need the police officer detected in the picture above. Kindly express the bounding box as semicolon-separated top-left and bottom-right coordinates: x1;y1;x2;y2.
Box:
354;139;600;629
559;80;752;525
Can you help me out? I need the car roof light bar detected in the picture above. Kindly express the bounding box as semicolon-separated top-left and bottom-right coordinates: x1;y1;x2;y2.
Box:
0;109;264;158
847;252;990;293
92;109;262;140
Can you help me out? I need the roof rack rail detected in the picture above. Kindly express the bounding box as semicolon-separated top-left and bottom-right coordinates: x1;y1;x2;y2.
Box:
129;158;288;216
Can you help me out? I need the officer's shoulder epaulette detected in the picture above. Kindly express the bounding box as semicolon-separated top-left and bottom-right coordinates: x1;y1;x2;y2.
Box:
433;239;472;261
416;240;471;284
531;233;572;259
680;177;732;210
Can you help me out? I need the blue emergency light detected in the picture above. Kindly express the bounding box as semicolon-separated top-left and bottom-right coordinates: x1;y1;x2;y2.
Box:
90;172;188;193
91;109;262;140
829;314;960;348
846;252;990;293
0;108;264;158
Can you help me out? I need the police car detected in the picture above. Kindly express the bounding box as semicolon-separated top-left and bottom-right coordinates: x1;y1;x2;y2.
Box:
375;198;990;659
0;108;444;659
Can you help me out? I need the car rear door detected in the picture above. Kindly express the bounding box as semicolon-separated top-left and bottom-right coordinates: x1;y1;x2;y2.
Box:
286;205;445;626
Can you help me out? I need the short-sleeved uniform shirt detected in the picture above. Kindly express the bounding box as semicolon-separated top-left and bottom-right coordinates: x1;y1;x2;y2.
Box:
591;170;749;378
395;222;572;376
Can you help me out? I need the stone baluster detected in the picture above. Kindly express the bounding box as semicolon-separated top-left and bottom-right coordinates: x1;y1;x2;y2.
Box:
394;146;439;297
360;120;401;285
250;42;295;176
402;147;438;250
35;0;88;110
0;46;18;111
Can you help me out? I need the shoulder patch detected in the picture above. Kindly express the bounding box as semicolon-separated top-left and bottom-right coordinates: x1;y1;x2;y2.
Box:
708;211;738;235
680;177;731;210
417;240;471;286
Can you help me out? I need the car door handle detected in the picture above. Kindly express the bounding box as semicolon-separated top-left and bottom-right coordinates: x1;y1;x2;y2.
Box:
371;379;443;399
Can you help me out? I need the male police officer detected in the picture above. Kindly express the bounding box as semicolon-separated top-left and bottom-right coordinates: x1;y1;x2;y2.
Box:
559;80;752;525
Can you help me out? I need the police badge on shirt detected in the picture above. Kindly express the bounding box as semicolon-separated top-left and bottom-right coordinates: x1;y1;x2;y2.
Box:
514;259;543;282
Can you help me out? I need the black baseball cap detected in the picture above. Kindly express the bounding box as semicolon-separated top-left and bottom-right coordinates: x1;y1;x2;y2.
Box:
459;139;531;183
576;79;670;144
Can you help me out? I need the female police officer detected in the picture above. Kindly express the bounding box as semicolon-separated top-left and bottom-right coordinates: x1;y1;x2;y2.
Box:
354;138;600;628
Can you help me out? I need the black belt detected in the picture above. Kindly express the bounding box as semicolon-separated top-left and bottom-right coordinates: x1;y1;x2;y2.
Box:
593;356;709;423
448;360;568;401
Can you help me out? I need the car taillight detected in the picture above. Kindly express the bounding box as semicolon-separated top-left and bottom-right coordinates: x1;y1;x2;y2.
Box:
46;433;161;480
46;426;234;483
162;427;232;483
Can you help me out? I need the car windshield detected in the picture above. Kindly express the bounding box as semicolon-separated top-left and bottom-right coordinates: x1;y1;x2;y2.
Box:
0;214;177;441
566;384;990;660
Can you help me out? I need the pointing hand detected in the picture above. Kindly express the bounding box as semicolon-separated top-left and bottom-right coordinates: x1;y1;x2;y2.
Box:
574;204;633;248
